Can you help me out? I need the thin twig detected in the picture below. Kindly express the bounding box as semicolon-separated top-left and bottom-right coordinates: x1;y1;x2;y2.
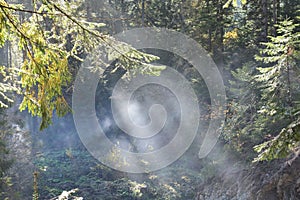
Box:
1;6;46;78
45;0;147;66
0;3;132;20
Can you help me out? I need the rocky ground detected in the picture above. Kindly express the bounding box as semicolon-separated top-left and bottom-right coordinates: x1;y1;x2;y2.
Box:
195;153;300;200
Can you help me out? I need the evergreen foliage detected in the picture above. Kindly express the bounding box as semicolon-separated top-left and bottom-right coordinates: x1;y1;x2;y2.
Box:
0;3;300;198
0;0;160;130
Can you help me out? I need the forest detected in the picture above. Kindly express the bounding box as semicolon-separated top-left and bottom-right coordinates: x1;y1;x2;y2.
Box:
0;0;300;199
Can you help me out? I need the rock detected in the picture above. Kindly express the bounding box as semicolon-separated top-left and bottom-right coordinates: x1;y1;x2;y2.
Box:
196;155;300;200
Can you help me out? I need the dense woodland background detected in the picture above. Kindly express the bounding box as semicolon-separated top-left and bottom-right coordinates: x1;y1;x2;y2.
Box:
0;0;300;199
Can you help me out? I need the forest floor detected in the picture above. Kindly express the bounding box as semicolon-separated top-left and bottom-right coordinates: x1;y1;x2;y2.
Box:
34;148;203;200
33;148;300;200
4;116;300;200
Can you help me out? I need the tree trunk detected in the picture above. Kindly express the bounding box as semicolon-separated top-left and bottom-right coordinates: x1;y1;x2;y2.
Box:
141;0;145;26
216;0;224;74
261;0;268;41
272;0;279;36
206;0;212;53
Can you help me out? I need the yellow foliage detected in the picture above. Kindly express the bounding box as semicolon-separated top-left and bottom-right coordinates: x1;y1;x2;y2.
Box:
223;28;239;45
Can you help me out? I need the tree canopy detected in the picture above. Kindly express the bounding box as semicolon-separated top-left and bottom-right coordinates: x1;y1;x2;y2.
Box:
0;0;161;129
0;0;299;163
